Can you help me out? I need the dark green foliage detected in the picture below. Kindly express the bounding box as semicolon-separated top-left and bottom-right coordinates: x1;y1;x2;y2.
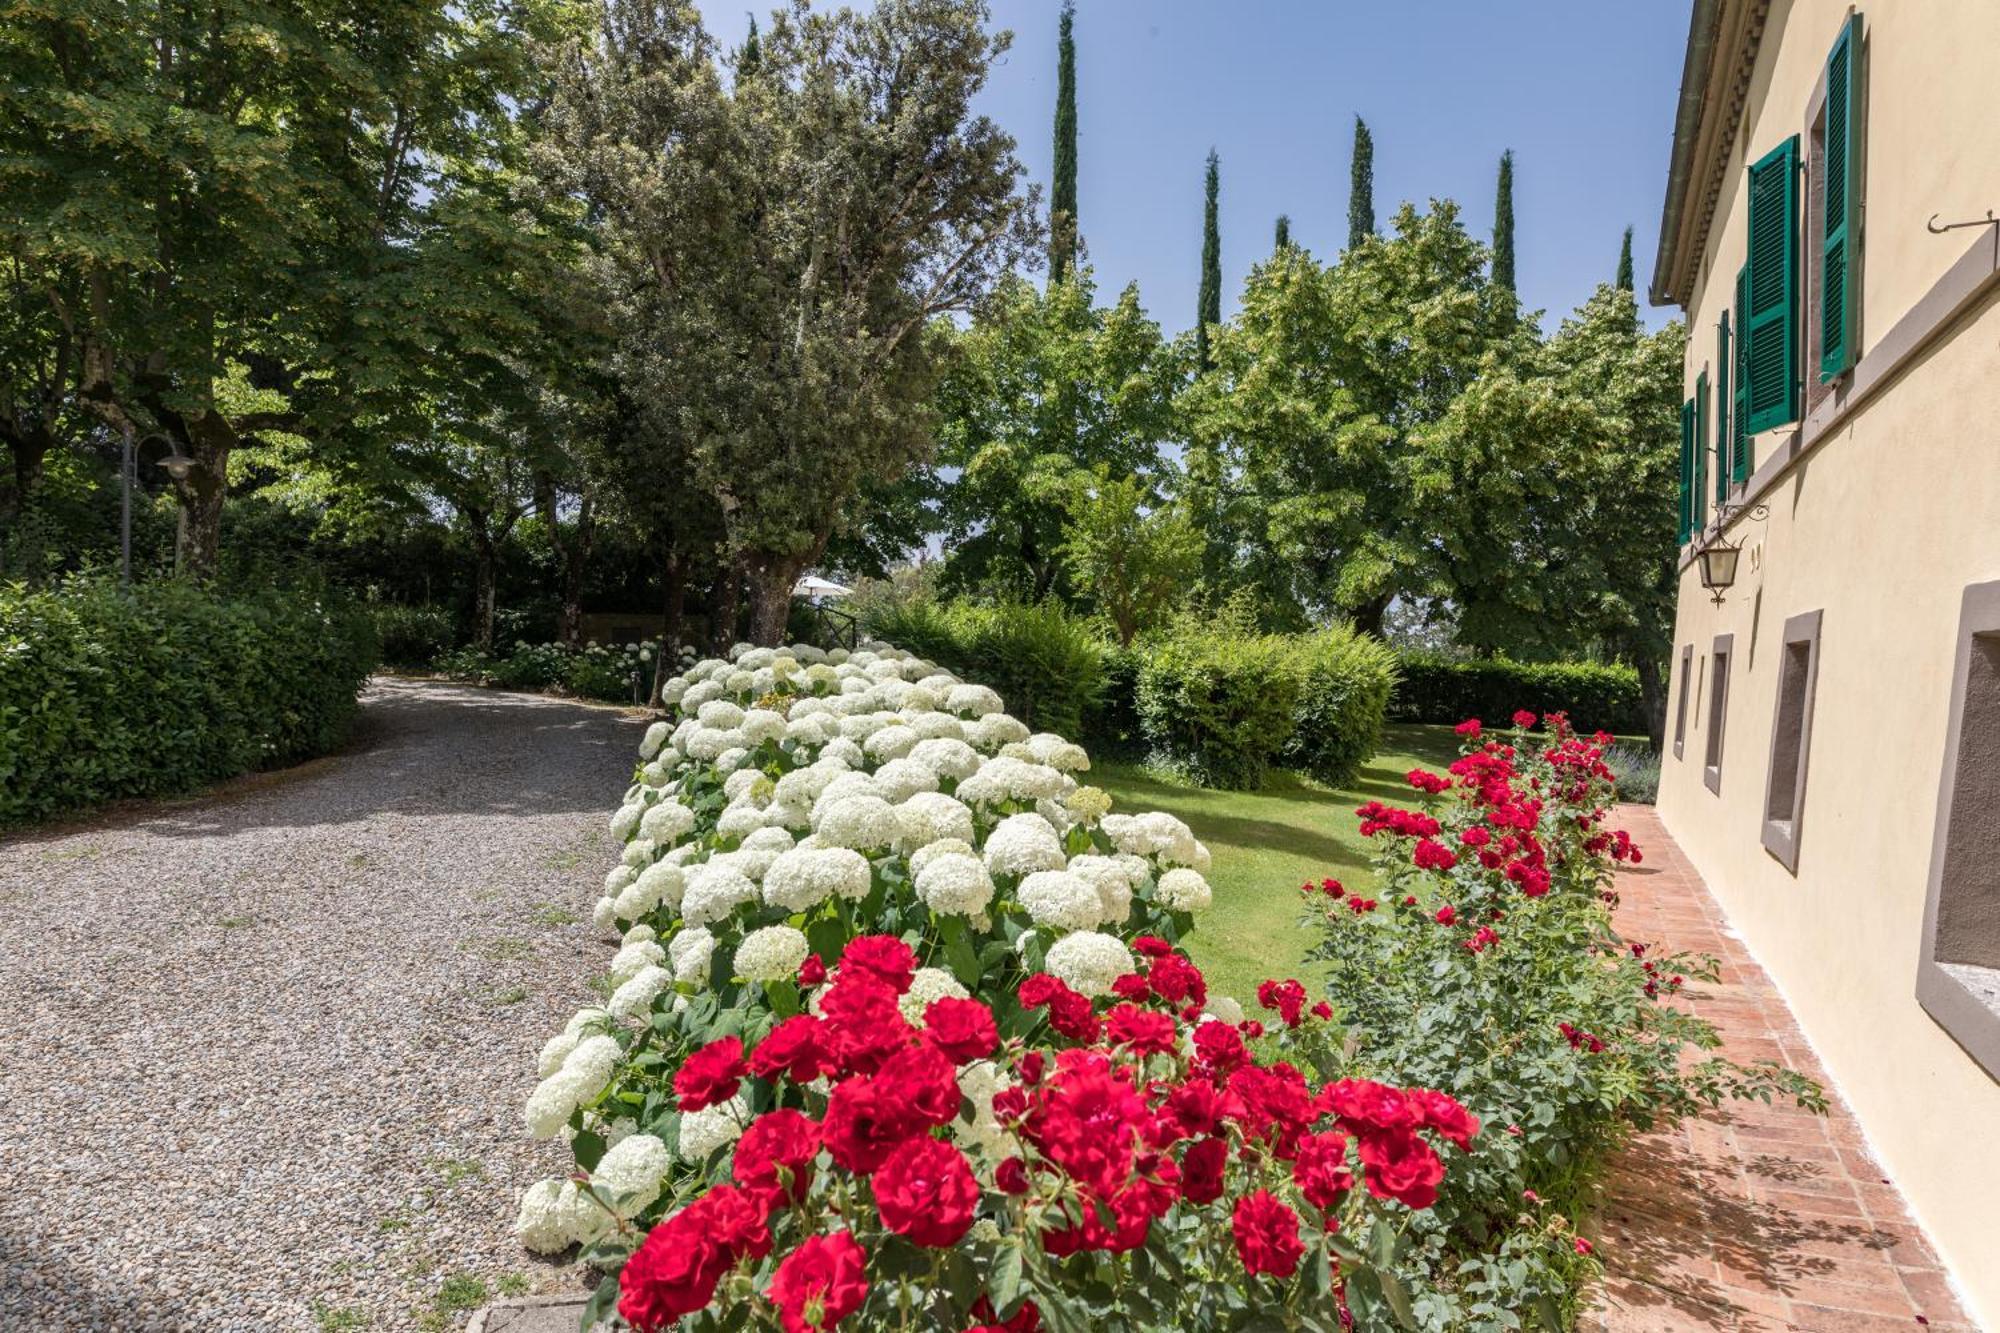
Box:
1050;1;1078;284
1390;652;1648;735
1347;116;1375;250
371;604;458;669
1616;225;1635;291
1492;148;1517;293
1079;641;1145;759
864;599;1108;739
0;581;378;824
1278;624;1399;787
1195;150;1221;368
1273;214;1291;250
1134;617;1302;791
435;640;656;703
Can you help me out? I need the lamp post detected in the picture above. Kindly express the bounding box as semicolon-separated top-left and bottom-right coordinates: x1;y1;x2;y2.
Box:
119;429;200;586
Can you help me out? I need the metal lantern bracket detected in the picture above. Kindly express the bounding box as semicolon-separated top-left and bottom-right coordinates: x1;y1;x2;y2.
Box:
1694;501;1770;605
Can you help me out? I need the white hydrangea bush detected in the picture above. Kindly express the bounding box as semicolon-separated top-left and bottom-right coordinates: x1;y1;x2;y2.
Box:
515;640;1218;1256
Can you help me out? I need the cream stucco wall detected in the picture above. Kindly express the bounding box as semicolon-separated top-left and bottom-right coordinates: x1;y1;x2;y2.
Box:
1659;5;2000;1324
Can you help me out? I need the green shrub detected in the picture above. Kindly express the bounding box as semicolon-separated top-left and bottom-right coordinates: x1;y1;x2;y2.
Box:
0;579;378;825
1135;617;1301;790
1279;624;1399;786
1391;652;1648;735
561;641;656;703
1602;740;1661;804
1079;641;1145;759
370;603;457;668
865;598;1107;739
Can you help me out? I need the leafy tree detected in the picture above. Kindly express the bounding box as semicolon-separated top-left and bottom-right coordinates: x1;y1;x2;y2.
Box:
1050;0;1079;284
1616;226;1636;291
1273;215;1292;250
1348;117;1376;250
932;271;1175;602
1195;150;1222;369
1057;467;1201;647
540;0;1037;645
1492;149;1517;294
0;0;570;576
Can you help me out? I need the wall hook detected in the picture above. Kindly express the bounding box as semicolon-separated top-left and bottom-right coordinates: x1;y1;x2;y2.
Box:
1927;210;1998;235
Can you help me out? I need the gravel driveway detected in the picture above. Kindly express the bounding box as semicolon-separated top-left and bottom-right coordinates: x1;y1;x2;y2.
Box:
0;678;642;1332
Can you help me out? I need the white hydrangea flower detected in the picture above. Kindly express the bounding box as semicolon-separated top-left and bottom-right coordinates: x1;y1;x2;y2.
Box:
678;1095;746;1160
873;757;940;803
814;794;897;851
915;852;996;917
515;1178;576;1254
952;1059;1019;1162
821;737;865;767
609;938;665;986
715;747;752;773
668;927;716;985
775;761;846;808
895;791;975;850
1064;786;1113;825
620;837;658;869
740;709;787;746
837;713;888;742
768;800;814;831
898;966;970;1024
536;1008;610;1077
1021;732;1090;772
680;679;724;712
1045;931;1133;997
682;863;759;927
610;802;644;841
525;1034;621;1139
591;1134;673;1218
740;825;796;854
591;896;618;932
811;769;883;815
697;700;746;730
661;677;689;706
966;713;1031;751
983;812;1067;878
639;722;671;760
863;724;920;762
763;846;872;909
946;683;1005;717
716;802;769;840
604;864;639;897
622;923;657;944
909;837;976;879
1156;867;1214;912
1204;994;1247;1026
1067;854;1136;925
624;862;686;917
640;760;669;786
908;737;983;781
1017;870;1107;930
723;768;764;802
736;925;810;982
609;964;672;1021
958;755;1067;806
905;710;962;741
785;714;834;745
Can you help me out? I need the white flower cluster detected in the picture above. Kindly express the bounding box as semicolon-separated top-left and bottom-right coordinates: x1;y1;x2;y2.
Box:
518;639;1227;1252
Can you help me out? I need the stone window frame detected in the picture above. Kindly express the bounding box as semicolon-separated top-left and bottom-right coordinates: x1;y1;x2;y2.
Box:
1673;644;1694;761
1917;579;2000;1080
1703;634;1733;795
1760;610;1823;872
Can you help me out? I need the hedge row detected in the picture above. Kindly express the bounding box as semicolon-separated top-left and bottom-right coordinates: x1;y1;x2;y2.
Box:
0;581;379;824
1390;652;1648;736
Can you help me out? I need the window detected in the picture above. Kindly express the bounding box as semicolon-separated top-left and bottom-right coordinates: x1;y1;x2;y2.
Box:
1917;580;2000;1079
1673;644;1693;760
1704;634;1733;794
1761;610;1823;871
1745;137;1801;433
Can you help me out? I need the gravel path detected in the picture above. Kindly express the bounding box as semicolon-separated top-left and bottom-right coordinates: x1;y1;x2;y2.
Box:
0;678;642;1332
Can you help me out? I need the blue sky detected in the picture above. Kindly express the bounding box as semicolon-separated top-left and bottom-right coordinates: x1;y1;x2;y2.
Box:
694;1;1691;332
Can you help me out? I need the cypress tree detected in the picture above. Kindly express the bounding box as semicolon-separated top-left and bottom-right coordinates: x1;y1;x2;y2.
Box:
1616;225;1635;291
1492;149;1516;293
1274;215;1291;250
1347;116;1375;251
740;16;761;77
1196;150;1221;368
1049;1;1078;283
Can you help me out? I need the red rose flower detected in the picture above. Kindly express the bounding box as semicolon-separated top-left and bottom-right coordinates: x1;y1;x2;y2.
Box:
994;1155;1030;1195
767;1230;868;1333
752;1015;841;1084
1232;1189;1306;1278
1105;1003;1178;1055
873;1135;979;1247
1018;972;1062;1007
734;1108;821;1210
1179;1136;1228;1204
1131;936;1172;958
822;1075;923;1174
924;997;999;1064
1434;904;1457;926
798;954;828;987
818;973;914;1075
1454;718;1483;738
1356;1127;1446;1210
1573;1236;1594;1256
1192;1020;1248;1074
675;1036;749;1112
1146;952;1207;1007
1324;1078;1415;1132
1016;1050;1046;1086
967;1295;1042;1332
619;1185;771;1331
1045;986;1101;1042
1412;838;1458;872
839;934;917;992
1255;978;1307;1028
1511;709;1538;728
1407;1088;1480;1150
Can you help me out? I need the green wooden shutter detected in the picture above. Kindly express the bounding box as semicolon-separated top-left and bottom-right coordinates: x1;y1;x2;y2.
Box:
1717;314;1733;492
1821;14;1861;381
1678;400;1694;543
1746;136;1801;432
1733;264;1751;481
1699;369;1721;508
1691;389;1707;531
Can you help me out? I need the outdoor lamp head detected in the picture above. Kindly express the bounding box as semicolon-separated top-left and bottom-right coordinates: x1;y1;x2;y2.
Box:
1696;541;1740;594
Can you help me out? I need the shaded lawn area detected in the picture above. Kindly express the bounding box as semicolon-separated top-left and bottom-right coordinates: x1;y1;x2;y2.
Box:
1092;724;1468;1007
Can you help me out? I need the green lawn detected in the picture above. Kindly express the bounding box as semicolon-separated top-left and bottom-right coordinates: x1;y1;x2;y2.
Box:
1092;724;1467;1006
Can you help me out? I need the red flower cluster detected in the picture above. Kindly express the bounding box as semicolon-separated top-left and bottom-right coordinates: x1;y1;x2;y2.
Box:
1511;709;1539;728
1357;800;1442;839
1256;978;1308;1028
1405;767;1451;795
1558;1021;1606;1054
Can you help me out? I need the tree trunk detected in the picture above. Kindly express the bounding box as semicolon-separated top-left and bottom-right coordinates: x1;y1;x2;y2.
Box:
558;494;594;648
172;446;228;579
1634;650;1668;752
469;521;499;651
745;550;814;647
1;433;51;577
1349;594;1392;638
649;552;687;709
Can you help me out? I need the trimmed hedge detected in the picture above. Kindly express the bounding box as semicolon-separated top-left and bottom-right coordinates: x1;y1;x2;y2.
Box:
1281;624;1401;786
1390;652;1648;736
1135;626;1301;790
370;603;457;668
863;599;1107;739
0;580;379;824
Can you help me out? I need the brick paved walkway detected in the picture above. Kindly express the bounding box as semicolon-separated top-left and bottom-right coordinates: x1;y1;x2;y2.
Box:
1582;806;1976;1332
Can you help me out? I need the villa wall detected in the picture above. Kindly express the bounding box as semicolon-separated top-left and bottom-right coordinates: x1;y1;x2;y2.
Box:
1657;3;2000;1324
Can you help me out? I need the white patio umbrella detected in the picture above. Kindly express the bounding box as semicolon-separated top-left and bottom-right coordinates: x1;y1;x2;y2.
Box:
792;575;853;599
